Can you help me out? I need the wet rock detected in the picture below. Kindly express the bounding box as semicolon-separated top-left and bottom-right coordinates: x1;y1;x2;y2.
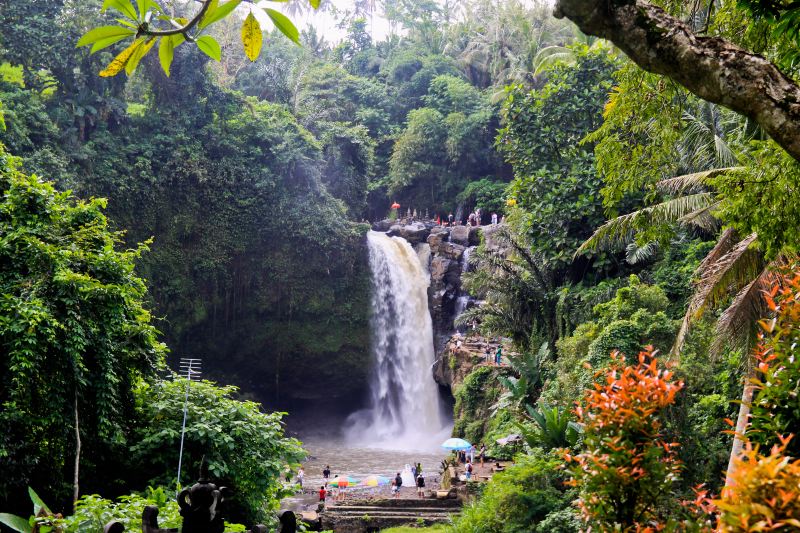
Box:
427;231;447;253
439;242;465;261
372;219;393;232
449;225;470;245
468;226;482;246
387;222;431;244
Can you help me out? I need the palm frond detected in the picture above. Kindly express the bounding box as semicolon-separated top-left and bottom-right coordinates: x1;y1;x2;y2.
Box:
532;45;575;75
672;232;763;356
657;168;742;195
576;193;715;256
711;266;775;358
695;227;738;275
688;232;762;319
625;241;660;264
677;200;721;233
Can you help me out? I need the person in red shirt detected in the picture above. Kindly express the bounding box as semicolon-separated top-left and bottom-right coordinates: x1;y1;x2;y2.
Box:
319;486;327;502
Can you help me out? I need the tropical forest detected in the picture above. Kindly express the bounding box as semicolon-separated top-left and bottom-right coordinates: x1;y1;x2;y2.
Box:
1;0;800;532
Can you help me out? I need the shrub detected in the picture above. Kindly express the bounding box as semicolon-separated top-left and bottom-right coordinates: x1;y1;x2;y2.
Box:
714;439;800;532
450;450;572;533
748;265;800;455
565;347;684;530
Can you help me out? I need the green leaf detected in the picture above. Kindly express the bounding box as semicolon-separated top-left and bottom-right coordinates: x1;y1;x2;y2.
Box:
241;12;263;61
77;26;135;48
0;513;30;533
90;34;135;54
196;36;221;61
29;487;50;515
158;35;184;76
199;0;242;30
101;0;138;21
308;0;320;8
264;8;299;44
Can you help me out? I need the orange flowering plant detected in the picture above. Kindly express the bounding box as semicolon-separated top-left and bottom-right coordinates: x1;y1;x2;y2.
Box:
564;347;688;531
748;265;800;456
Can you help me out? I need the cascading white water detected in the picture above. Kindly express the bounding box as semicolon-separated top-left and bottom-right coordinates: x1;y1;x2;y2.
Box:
346;231;449;451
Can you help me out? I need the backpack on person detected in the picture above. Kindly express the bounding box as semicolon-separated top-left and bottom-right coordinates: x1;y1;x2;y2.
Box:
467;463;473;473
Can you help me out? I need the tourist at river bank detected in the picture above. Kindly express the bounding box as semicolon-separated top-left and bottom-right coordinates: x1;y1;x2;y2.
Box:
322;465;330;483
416;473;425;498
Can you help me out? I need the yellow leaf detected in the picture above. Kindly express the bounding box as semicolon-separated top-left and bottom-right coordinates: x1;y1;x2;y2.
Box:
100;38;144;77
125;37;157;75
241;12;262;61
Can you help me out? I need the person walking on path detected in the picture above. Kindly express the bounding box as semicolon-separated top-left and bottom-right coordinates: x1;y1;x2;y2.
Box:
297;467;304;489
480;444;486;466
448;213;454;226
416;473;426;498
495;346;503;366
322;465;331;484
393;472;403;498
469;445;475;464
319;486;327;503
466;459;473;481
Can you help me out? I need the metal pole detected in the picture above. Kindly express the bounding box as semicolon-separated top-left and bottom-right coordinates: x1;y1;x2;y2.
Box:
177;358;201;492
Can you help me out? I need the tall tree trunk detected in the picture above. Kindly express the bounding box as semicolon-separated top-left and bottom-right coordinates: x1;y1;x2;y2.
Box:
73;391;81;504
725;370;757;487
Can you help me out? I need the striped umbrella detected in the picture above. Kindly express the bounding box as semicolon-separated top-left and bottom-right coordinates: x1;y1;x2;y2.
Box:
359;475;390;487
328;476;359;487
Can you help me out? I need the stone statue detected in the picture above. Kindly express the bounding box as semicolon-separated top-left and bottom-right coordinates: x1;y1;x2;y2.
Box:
178;463;226;533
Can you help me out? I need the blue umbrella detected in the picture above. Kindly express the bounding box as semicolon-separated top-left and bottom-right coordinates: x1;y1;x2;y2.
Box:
441;437;472;451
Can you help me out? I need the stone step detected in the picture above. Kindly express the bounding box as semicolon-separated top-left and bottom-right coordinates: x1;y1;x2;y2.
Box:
333;498;461;509
329;508;455;516
326;505;454;512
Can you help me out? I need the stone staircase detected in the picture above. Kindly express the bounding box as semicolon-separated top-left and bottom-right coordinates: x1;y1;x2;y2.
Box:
319;497;462;532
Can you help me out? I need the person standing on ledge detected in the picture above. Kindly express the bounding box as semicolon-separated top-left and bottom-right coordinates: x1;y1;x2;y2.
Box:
495;345;503;366
416;472;426;498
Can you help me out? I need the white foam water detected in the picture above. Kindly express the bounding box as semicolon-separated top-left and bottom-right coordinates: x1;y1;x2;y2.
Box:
345;231;450;451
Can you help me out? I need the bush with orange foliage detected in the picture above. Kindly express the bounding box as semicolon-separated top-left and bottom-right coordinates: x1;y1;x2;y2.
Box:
748;264;800;456
714;438;800;532
564;347;686;531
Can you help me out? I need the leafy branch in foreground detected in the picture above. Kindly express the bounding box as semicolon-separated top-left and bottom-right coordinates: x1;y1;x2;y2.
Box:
77;0;319;77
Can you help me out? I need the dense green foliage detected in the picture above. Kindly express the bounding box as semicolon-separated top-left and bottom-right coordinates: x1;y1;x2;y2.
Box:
130;379;305;524
5;0;800;530
0;143;165;513
453;451;578;532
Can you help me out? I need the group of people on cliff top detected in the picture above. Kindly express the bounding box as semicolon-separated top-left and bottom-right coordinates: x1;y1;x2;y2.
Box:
437;209;500;227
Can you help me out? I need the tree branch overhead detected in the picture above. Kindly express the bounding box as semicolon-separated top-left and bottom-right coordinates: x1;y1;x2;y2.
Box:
554;0;800;162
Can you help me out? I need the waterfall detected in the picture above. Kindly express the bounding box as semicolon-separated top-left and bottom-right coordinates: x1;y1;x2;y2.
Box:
346;231;448;451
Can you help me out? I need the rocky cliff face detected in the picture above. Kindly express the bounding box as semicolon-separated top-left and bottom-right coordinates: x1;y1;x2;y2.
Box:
372;220;483;352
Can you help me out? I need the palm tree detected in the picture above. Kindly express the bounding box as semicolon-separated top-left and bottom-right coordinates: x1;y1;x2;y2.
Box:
458;226;558;351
